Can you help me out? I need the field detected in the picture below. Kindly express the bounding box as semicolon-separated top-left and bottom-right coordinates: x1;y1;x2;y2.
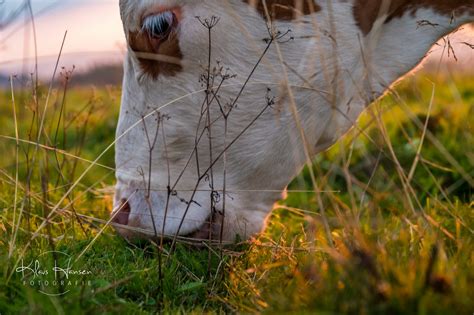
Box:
0;70;473;314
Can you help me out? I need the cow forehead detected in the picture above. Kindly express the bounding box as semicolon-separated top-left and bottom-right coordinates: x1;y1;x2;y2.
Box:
120;0;474;80
121;0;323;80
119;0;321;24
120;1;474;36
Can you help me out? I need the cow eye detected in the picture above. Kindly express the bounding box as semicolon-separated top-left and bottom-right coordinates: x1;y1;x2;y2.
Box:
142;11;176;39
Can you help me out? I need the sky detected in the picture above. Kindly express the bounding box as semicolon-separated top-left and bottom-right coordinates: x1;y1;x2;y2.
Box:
0;0;473;78
0;0;125;77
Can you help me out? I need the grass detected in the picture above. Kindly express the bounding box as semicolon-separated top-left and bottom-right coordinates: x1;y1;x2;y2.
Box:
0;71;473;314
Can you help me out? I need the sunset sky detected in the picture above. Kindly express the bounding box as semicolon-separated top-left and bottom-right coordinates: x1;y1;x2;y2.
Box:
0;0;124;77
0;0;473;78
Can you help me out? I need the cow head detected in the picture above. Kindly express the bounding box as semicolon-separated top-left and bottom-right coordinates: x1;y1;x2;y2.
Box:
113;0;473;242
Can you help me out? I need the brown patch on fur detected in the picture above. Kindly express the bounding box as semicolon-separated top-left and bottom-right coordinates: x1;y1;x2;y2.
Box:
243;0;321;20
128;29;182;79
354;0;474;35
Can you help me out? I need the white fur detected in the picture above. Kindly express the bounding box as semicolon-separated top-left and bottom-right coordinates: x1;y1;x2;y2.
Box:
114;0;474;241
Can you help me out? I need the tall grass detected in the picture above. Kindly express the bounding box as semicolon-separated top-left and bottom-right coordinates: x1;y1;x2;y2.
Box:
0;69;472;313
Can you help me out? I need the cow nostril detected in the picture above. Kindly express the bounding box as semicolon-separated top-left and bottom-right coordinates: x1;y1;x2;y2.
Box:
113;199;131;225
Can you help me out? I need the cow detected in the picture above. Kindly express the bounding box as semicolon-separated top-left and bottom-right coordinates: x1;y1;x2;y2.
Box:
113;0;474;243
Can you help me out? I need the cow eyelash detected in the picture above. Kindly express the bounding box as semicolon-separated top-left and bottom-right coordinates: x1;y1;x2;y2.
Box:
142;11;176;39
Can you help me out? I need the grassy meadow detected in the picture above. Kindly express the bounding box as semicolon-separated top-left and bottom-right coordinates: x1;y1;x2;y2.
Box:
0;70;473;314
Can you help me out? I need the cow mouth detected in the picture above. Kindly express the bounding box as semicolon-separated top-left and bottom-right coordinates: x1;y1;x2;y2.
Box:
184;211;224;241
112;198;224;243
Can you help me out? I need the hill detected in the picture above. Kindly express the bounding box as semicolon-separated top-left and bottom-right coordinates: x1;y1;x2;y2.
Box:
0;74;9;89
69;63;123;87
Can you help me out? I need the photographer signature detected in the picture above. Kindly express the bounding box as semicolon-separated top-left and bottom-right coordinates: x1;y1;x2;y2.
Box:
15;251;92;280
